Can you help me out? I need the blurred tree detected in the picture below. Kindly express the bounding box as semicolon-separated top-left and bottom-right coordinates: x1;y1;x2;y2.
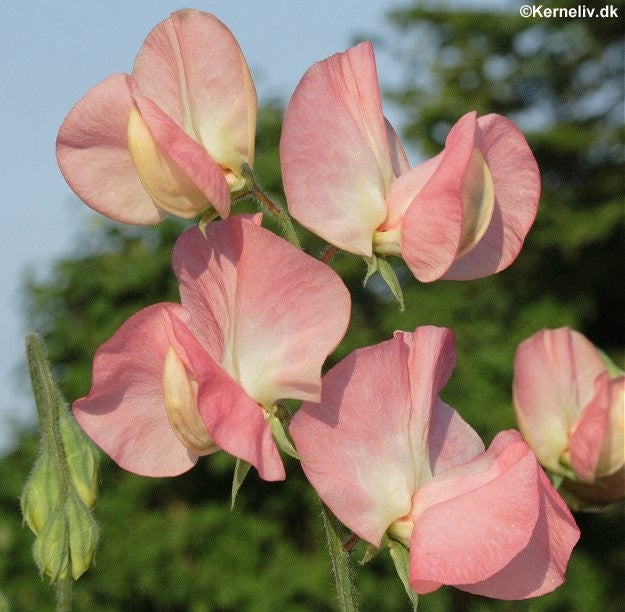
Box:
2;0;624;609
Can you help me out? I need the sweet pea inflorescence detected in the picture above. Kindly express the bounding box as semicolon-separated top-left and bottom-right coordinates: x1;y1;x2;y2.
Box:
47;7;618;607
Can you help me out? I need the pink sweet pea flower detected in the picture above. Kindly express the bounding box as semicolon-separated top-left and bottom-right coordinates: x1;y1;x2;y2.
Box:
280;42;540;281
73;215;350;480
514;327;625;503
290;327;579;599
57;10;257;224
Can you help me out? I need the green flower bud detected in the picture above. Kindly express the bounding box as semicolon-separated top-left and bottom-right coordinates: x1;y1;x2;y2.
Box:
33;508;70;581
59;410;99;510
65;491;98;580
20;450;60;534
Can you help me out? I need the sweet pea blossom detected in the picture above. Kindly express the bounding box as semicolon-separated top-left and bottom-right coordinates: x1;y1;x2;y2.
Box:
57;10;257;224
280;42;540;281
290;327;579;599
73;215;350;481
514;327;625;504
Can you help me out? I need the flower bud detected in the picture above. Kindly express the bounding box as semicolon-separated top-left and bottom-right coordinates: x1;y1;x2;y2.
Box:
59;409;99;510
20;450;60;534
65;491;99;580
33;507;70;581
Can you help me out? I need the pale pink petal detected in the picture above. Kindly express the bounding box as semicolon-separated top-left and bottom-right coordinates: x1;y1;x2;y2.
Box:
400;113;476;281
131;93;231;217
171;10;257;173
56;74;165;225
131;14;185;125
597;375;625;476
382;154;441;231
428;399;485;475
72;303;197;476
458;468;579;599
174;217;350;407
291;327;464;546
386;118;411;177
133;10;257;174
572;373;625;479
409;431;541;593
569;372;612;481
444;114;540;280
290;335;416;546
166;311;284;481
402;327;459;479
513;328;607;473
281;42;398;256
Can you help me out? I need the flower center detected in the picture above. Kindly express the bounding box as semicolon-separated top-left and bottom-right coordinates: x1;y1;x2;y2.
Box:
456;149;495;259
163;346;218;455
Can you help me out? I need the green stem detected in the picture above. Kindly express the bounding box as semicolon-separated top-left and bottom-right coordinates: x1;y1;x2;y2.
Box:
55;579;73;612
320;503;359;612
321;245;338;265
247;182;301;249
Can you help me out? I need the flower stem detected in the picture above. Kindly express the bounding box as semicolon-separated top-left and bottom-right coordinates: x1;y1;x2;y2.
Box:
321;245;338;265
245;176;301;249
320;502;359;611
55;579;73;612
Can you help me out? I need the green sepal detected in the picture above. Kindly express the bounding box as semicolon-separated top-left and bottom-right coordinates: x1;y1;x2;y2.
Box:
267;412;301;460
231;458;251;510
359;542;381;565
550;472;564;491
198;207;220;238
387;536;419;610
597;349;624;377
363;255;405;311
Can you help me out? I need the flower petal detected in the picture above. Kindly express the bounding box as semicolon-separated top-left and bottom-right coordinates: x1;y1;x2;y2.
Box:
281;42;399;256
72;303;197;476
165;310;284;482
400;113;477;281
409;431;541;594
173;217;350;407
444;113;540;279
428;399;485;475
290;326;462;546
290;335;416;546
130;93;231;217
457;468;579;599
56;74;165;225
571;373;625;479
513;328;607;474
133;10;257;174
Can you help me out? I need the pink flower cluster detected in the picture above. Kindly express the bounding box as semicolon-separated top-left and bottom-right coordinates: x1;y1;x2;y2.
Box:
56;8;609;603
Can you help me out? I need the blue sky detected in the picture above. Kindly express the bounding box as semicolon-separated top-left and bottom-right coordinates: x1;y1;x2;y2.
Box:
0;0;407;453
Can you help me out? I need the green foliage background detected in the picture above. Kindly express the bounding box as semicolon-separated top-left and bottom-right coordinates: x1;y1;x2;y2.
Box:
1;1;623;609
